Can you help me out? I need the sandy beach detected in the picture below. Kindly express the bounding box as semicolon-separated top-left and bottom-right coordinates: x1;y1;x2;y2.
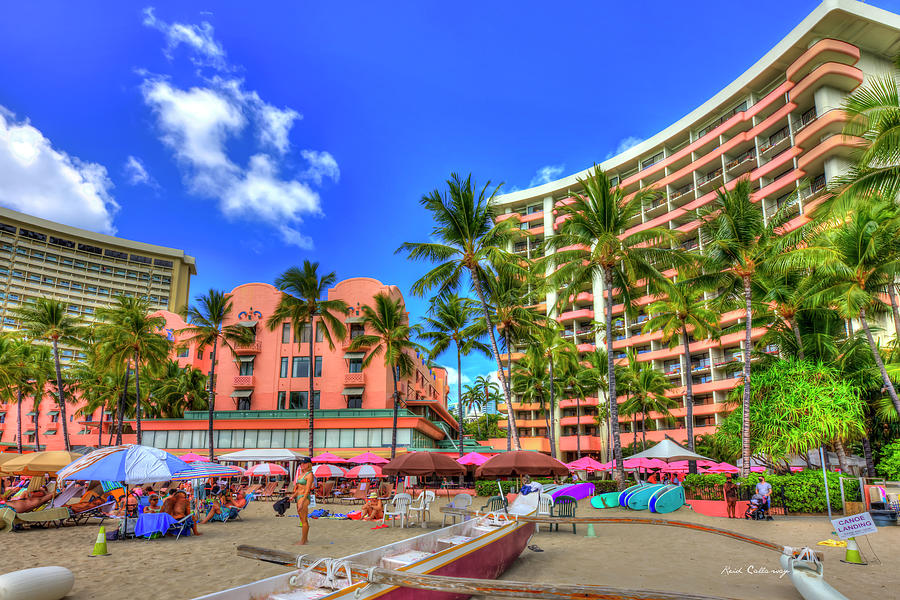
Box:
1;497;895;600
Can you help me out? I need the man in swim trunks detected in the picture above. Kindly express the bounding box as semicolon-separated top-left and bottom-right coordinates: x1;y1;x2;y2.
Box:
289;456;314;545
4;488;50;513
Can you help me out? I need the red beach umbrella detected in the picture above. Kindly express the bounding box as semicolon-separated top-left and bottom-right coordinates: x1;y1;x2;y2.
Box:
312;452;348;464
456;452;491;466
475;450;569;478
382;452;465;477
312;464;347;478
349;452;390;465
346;464;384;479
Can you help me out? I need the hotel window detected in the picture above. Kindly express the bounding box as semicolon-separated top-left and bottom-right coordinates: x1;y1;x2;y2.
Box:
176;346;189;358
281;323;291;344
196;349;203;359
347;395;363;409
350;324;365;340
527;204;541;214
316;324;324;342
277;391;286;410
299;323;312;344
50;414;59;423
239;358;254;376
237;397;251;410
292;356;310;378
289;391;303;409
314;356;322;377
280;357;289;378
348;358;363;373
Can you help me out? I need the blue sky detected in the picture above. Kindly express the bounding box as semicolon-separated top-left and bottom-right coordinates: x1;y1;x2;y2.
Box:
2;1;899;390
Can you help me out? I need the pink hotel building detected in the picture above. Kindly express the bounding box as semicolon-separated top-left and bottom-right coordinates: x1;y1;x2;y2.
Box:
488;0;900;459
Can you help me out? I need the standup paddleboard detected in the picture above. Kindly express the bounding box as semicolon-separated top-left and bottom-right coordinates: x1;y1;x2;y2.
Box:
618;483;645;507
591;492;622;509
626;484;667;510
551;483;595;501
649;485;685;513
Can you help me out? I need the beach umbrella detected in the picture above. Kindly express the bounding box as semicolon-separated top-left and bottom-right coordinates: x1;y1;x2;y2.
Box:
475;450;569;478
170;463;245;481
312;464;348;478
383;452;465;477
626;439;713;463
566;456;605;472
0;453;22;467
179;453;210;463
789;466;804;472
312;452;348;464
456;452;491;466
623;457;668;470
57;445;188;484
217;448;303;462
348;452;390;464
706;462;740;474
345;464;383;479
245;463;289;476
1;451;84;476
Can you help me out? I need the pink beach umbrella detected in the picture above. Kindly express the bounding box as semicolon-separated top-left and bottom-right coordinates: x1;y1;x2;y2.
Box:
180;453;210;463
312;464;347;478
789;466;804;472
706;462;740;474
312;452;348;464
566;456;605;472
348;452;390;465
245;463;289;476
346;464;384;479
457;452;491;466
623;457;667;470
749;465;766;473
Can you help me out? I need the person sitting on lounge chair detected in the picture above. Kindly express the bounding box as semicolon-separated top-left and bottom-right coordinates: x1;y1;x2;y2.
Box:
4;488;50;513
361;493;383;521
164;489;201;536
67;495;106;514
114;490;139;517
199;491;241;523
144;494;162;514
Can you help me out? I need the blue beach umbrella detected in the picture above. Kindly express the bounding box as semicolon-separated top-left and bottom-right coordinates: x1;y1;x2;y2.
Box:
58;444;190;484
170;464;245;481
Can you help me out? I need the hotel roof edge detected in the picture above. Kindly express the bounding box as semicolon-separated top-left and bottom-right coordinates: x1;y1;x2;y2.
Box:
493;0;900;206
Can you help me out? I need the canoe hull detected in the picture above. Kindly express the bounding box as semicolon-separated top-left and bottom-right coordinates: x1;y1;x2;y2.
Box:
649;485;685;514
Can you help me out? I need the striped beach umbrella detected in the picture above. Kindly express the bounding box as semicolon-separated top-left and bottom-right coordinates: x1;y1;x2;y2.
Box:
245;462;289;476
171;463;246;481
58;445;188;484
345;464;383;479
312;464;347;478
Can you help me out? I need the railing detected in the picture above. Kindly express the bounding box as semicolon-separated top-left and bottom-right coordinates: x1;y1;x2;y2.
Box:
697;168;723;186
681;239;699;251
726;148;756;170
670;183;694;200
344;372;365;386
233;375;254;387
800;174;827;199
792;107;817;132
234;341;262;354
759;127;790;153
692;360;711;371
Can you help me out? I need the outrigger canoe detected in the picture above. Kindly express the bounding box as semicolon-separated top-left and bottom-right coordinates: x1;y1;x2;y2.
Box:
194;494;539;600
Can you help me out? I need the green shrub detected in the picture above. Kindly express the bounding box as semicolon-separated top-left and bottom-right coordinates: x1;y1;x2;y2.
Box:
682;471;860;513
876;440;900;480
474;477;615;497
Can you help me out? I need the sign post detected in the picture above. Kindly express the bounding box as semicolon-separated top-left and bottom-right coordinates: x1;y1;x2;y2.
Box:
830;512;876;565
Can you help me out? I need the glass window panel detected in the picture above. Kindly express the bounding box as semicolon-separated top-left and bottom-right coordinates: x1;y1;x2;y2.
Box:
143;431;155;447
315;324;324;342
314;356;322;377
281;323;291;344
349;359;363;373
339;429;354;448
244;430;258;448
325;429;339;448
271;430;285;448
300;323;311;343
280;357;288;378
180;430;192;448
218;430;232;449
292;357;309;378
368;428;381;447
284;429;299;448
258;429;272;448
156;431;168;448
313;429;325;448
231;429;244;448
354;428;368;447
192;430;207;449
396;429;411;445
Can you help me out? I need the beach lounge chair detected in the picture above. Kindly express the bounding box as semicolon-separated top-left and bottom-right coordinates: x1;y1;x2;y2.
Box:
315;481;334;504
0;504;71;532
257;482;278;501
167;513;196;540
442;493;473;527
67;500;116;526
550;495;577;534
408;491;435;527
382;493;411;528
51;483;85;508
377;483;393;502
341;484;368;505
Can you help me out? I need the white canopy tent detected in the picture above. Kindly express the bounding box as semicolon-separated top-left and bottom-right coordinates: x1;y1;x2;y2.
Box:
217;449;305;462
627;439;712;463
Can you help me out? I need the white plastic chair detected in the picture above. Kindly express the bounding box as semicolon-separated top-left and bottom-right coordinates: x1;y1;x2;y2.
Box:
408;490;436;528
382;493;411;528
536;493;554;533
442;493;473;527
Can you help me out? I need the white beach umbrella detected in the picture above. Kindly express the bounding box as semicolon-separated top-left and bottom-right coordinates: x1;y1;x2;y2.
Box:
245;463;289;476
626;439;712;463
312;464;347;478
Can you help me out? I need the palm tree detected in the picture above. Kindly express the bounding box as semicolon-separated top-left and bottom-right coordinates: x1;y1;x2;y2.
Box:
397;173;525;450
0;337;27;453
783;198;900;417
180;290;253;461
419;294;489;456
644;272;719;471
753;270;817;361
70;357;114;448
348;292;418;458
556;344;588;459
511;346;555;454
95;296;170;445
532;322;572;459
25;345;54;452
265;261;348;458
12;298;81;451
617;349;676;449
579;347;609;460
150;360;209;418
695;178;792;476
544;166;675;485
462;377;502;440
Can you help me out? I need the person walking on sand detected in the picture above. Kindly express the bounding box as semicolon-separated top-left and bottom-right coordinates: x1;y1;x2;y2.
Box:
290;456;314;545
755;476;773;520
723;475;738;518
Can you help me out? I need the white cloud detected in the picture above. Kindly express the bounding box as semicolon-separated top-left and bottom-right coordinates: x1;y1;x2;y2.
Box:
0;108;118;233
528;164;564;188
443;366;472;388
142;7;228;70
606;136;643;159
123;155;157;188
301;150;340;184
140;10;336;248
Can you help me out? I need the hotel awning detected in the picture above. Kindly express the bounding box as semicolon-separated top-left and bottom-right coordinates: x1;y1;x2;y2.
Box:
236;320;258;327
341;387;365;396
230;390;253;398
47;411;59;416
345;316;364;324
343;352;365;359
44;430;57;435
237;355;255;362
26;412;37;416
23;430;34;436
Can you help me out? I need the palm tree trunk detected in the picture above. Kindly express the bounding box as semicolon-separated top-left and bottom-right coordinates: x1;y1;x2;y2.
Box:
548;355;557;459
32;392;40;452
861;436;876;476
456;344;463;457
116;363;130;445
505;331;514;451
740;276;753;478
576;396;582;460
833;439;850;474
51;337;71;452
604;267;624;486
207;338;219;461
682;324;696;474
16;387;23;454
390;365;400;459
97;407;104;448
641;411;646;450
789;317;805;361
632;414;637;448
133;350;142;445
308;319;316;458
888;284;900;340
470;272;520;450
860;309;900;415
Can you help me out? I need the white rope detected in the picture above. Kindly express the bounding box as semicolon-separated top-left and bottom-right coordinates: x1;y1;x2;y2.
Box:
289;556;330;588
323;559;353;589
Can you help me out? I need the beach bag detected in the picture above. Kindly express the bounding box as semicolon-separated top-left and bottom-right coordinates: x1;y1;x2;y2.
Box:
273;497;291;516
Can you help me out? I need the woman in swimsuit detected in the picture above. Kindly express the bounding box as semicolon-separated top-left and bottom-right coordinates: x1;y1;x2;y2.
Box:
289;457;314;545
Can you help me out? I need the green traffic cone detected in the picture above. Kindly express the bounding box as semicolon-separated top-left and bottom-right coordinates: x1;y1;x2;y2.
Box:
585;523;597;538
841;537;865;565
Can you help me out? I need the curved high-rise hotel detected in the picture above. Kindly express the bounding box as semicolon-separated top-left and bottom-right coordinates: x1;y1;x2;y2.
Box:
490;0;900;458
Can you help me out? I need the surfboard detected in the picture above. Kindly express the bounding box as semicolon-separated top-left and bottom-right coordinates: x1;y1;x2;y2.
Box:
618;483;645;507
551;482;595;501
626;484;667;510
649;485;685;513
590;492;622;509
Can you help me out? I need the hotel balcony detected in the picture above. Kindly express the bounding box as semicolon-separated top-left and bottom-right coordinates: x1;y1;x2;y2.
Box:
233;375;255;388
725;149;756;177
758;130;791;160
696;168;723;193
234;341;262;355
344;372;365;386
